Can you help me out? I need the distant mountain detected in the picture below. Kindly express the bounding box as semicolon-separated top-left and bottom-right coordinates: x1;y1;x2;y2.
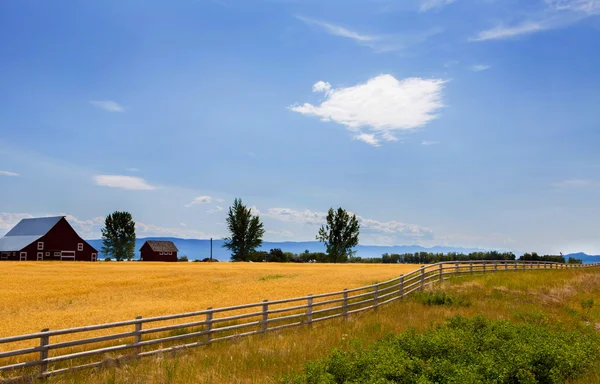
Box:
564;252;600;264
86;237;489;261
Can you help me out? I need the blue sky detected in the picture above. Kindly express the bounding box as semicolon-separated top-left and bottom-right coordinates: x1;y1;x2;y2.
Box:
1;0;600;254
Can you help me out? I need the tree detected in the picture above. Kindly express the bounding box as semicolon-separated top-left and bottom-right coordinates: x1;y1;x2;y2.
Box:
316;207;360;263
101;211;136;261
223;198;265;262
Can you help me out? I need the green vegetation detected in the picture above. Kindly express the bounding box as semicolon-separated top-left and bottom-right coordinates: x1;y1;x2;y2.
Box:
100;211;136;261
289;315;599;384
317;207;360;263
223;198;265;262
258;274;298;282
414;290;471;307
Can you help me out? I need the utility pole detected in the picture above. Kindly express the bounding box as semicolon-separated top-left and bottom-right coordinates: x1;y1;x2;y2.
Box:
210;238;213;262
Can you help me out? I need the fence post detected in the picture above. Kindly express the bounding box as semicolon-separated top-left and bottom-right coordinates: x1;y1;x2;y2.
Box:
373;284;379;309
530;262;533;270
342;289;349;319
134;316;142;357
505;262;508;271
469;263;473;274
400;275;404;298
494;262;498;271
483;262;486;273
420;267;425;291
261;300;268;333
39;328;49;376
439;264;443;283
455;263;459;274
206;308;213;343
306;295;313;325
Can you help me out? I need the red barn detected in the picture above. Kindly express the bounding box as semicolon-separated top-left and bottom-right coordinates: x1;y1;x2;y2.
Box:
139;240;178;262
0;216;98;261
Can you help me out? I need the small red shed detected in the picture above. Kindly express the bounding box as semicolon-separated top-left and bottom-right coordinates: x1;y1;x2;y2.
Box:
139;240;178;262
0;216;98;261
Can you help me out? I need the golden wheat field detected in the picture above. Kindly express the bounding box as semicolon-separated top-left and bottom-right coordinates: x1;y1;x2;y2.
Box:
0;261;420;337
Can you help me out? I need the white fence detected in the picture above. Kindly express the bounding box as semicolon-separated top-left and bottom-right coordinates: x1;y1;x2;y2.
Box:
0;260;598;382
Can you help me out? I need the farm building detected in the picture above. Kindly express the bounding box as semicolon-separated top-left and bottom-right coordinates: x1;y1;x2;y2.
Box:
0;216;98;261
139;240;178;262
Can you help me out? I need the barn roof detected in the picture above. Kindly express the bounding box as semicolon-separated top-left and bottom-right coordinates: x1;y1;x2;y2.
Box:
142;240;179;252
0;216;64;252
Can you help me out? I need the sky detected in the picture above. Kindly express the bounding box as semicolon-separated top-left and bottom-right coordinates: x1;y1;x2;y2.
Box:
1;0;600;255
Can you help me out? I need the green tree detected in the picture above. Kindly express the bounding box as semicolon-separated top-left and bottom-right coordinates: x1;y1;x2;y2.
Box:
223;198;265;262
316;207;360;263
101;211;136;261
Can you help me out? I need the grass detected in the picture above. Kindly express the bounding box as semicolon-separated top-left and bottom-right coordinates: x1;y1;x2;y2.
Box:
22;267;599;384
0;262;420;338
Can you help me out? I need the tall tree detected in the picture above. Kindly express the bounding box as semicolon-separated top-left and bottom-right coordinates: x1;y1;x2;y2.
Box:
101;211;136;261
223;198;265;261
316;207;360;263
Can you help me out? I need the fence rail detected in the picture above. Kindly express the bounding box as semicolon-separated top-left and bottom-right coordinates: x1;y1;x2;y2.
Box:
1;260;598;382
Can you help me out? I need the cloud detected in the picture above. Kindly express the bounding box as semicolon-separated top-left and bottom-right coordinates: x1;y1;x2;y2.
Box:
470;64;492;71
471;0;600;42
295;16;376;43
470;22;543;41
290;74;445;146
312;81;332;93
89;100;124;112
295;16;442;53
420;0;456;12
0;170;19;177
185;196;213;207
0;213;34;231
553;179;597;188
354;133;381;147
266;229;295;239
93;175;156;190
207;206;224;214
421;140;440;145
263;207;434;241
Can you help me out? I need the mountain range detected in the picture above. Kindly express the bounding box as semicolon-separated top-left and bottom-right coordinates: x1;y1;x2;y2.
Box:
86;237;600;264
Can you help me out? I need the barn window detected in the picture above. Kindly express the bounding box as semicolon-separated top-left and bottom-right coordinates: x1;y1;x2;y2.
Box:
168;252;172;255
77;243;83;251
91;253;97;262
45;252;50;256
1;253;8;260
54;252;61;257
20;252;27;260
37;252;43;260
159;252;164;255
37;242;44;250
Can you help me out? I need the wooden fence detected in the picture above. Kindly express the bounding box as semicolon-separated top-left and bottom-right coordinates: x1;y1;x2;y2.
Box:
1;260;598;382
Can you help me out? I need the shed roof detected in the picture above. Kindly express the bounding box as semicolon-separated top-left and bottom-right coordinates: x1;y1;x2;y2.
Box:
141;240;179;253
0;216;64;252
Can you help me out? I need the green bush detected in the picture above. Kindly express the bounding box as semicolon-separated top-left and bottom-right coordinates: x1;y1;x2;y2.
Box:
288;315;599;384
414;290;471;307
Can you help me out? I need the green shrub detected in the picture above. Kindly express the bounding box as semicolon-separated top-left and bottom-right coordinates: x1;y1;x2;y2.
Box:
288;315;599;384
415;290;471;307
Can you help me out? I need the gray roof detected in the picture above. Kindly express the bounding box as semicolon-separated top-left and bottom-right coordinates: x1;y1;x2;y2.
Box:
142;240;179;253
0;216;64;252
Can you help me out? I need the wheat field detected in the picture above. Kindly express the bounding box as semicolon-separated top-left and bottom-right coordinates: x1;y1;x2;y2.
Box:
0;261;420;338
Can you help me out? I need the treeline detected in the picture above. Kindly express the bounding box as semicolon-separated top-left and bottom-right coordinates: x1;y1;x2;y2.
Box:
243;249;583;264
519;252;583;264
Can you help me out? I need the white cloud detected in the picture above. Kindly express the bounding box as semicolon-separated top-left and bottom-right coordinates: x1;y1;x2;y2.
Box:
312;81;332;94
208;206;224;214
263;207;434;241
89;100;124;112
470;64;492;71
420;0;456;12
0;170;19;177
354;133;381;147
421;140;440;145
266;229;295;239
290;74;445;146
553;179;597;188
471;0;600;42
470;22;543;41
0;213;34;231
185;196;213;207
180;223;187;227
94;175;156;190
295;16;376;43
